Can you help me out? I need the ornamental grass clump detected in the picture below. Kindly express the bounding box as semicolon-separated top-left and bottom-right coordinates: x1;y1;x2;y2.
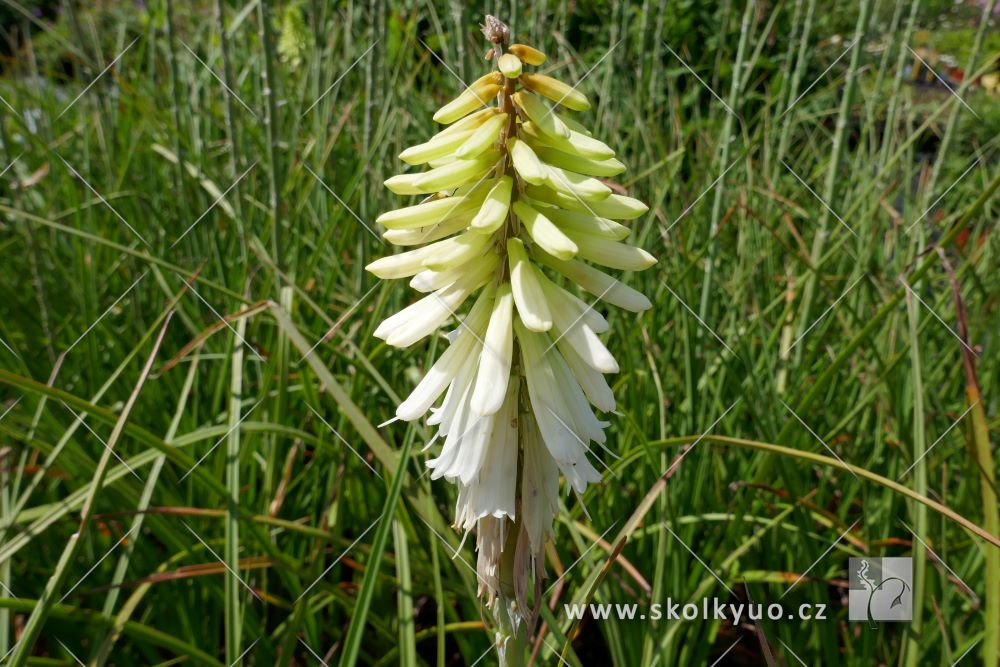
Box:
367;15;655;657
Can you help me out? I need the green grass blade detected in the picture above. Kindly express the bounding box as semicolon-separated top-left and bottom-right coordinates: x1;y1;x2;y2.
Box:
338;436;415;667
225;316;247;664
392;519;417;667
0;597;223;667
902;287;928;667
7;313;173;665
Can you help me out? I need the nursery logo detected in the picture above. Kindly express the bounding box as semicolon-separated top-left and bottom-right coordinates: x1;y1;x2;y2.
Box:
848;557;912;625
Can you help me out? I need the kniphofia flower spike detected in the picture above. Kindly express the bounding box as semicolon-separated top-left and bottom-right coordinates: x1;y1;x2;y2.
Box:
367;15;656;642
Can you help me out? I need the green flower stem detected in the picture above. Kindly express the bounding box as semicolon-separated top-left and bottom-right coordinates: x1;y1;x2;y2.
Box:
496;519;529;667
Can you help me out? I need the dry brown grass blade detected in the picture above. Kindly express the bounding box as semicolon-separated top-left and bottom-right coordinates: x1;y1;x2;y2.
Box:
158;300;271;375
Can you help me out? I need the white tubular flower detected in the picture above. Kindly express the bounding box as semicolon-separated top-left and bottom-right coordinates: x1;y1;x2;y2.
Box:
367;22;656;613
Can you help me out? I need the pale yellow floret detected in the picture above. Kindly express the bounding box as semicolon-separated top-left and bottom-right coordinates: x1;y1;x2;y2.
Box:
421;230;494;271
376;189;487;229
512;200;577;260
383;208;476;245
454;113;508;159
543;165;612;201
497;53;522;78
519;121;615;160
507;137;547;185
563;230;657;271
508;43;546;65
399;129;476;165
384;150;499;196
470;176;513;233
537;205;630;240
512;92;570;140
436;107;498;137
520;73;590;111
533;251;652;312
507;238;552;332
530;144;625;177
525;185;648;219
433;73;504;124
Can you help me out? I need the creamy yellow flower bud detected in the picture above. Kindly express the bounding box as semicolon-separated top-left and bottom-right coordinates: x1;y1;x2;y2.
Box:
541;283;619;373
437;107;497;136
470;282;514;415
526;185;648;219
544;165;612;201
533;251;652;312
519;121;615;160
556;337;616;412
520;73;591;111
531;144;626;177
539;206;630;240
507;137;547;185
470;176;513;233
507;238;552;332
433;73;504;124
365;246;434;279
399;129;476;165
411;252;500;293
556;112;594;136
375;264;493;348
421;230;493;271
497;53;522;78
508;43;546;65
421;151;499;192
543;279;608;332
565;231;658;271
454;113;508;159
512;200;577;260
382;173;425;196
384;150;499;195
512;92;570;139
383;210;475;245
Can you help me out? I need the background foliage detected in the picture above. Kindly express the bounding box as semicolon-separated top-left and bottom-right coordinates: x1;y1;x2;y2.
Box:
0;0;997;665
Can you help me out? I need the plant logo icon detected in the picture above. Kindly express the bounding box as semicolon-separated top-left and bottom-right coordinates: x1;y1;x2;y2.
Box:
848;557;913;626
